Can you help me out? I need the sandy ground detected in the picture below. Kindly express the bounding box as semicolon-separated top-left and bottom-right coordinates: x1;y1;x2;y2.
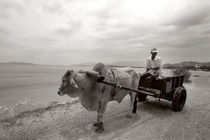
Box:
0;75;210;140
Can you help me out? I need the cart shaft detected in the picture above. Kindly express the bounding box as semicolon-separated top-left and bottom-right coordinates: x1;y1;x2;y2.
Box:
99;80;160;97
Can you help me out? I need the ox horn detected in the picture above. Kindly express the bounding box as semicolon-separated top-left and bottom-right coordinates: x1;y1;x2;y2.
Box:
68;70;79;88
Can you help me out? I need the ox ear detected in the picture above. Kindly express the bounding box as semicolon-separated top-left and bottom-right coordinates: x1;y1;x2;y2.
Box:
70;79;79;88
68;70;79;88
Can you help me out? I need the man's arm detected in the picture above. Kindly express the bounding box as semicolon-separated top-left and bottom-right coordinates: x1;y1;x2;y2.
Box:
153;58;162;76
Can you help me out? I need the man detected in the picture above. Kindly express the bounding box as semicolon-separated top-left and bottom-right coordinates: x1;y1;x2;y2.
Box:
146;48;162;77
141;48;162;88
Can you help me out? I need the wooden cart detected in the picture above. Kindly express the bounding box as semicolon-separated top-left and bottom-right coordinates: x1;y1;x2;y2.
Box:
136;75;187;111
97;74;187;112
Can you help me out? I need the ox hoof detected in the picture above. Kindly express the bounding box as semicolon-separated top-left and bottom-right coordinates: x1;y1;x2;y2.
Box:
94;123;104;133
95;126;104;133
126;114;132;119
93;121;101;126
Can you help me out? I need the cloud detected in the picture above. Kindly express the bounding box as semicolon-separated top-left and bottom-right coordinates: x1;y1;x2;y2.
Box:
0;27;10;35
38;37;59;44
0;12;10;19
0;0;210;64
41;0;64;14
54;20;82;36
0;0;25;17
168;0;210;27
203;30;210;35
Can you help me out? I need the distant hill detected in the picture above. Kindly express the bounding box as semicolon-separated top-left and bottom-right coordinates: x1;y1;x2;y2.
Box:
0;61;37;66
164;61;198;68
201;62;210;67
163;61;210;71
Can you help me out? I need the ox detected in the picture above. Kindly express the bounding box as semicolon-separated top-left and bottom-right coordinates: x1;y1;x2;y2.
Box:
57;63;139;132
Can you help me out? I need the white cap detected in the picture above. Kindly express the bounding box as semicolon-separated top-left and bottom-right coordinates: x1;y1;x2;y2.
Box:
151;48;158;53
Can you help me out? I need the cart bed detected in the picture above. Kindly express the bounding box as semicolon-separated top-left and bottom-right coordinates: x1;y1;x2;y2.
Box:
139;75;184;99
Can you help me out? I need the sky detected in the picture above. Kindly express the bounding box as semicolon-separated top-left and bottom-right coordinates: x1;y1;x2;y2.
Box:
0;0;210;65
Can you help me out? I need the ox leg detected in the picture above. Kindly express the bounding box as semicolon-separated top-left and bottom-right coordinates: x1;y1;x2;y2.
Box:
133;94;137;113
94;101;107;133
127;92;137;118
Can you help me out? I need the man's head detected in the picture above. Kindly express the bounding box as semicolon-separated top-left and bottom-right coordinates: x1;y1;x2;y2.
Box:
151;48;158;59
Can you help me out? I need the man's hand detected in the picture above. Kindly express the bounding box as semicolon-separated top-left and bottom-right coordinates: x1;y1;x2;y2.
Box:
153;71;160;79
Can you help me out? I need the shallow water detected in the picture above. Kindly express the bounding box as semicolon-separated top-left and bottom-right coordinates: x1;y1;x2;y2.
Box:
0;64;93;119
0;64;89;106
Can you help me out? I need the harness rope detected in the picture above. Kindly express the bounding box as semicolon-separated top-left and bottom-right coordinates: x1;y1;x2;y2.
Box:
110;69;117;99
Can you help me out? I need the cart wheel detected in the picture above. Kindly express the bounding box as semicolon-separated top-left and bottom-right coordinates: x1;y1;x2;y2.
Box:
138;93;147;102
172;87;187;111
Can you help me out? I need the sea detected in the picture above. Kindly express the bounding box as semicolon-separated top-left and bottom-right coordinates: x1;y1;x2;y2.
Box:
0;64;94;119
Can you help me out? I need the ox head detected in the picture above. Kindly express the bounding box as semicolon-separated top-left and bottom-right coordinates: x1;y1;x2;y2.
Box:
58;70;79;97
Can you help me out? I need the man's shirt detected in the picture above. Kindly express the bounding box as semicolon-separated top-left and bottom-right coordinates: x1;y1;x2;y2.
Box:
146;56;162;75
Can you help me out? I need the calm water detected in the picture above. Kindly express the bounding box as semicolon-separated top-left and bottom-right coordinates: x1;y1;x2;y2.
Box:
0;64;92;106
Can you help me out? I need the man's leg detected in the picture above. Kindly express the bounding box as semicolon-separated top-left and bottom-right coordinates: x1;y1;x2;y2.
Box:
140;72;152;87
148;75;157;88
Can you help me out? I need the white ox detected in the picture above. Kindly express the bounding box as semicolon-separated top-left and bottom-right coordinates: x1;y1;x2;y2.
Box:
58;63;139;132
